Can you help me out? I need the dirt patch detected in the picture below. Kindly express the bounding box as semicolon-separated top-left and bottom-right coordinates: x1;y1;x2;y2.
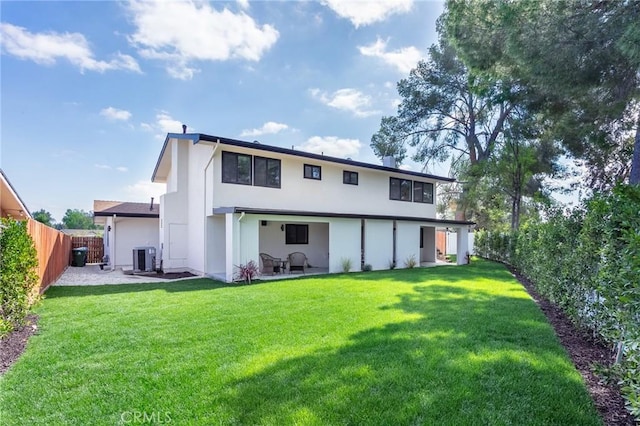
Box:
155;271;198;280
0;314;38;375
508;266;634;425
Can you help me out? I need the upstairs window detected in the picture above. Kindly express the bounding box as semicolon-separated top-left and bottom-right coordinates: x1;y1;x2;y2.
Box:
254;156;281;188
343;171;358;185
304;164;322;180
222;151;251;185
285;224;309;244
413;181;434;204
390;177;412;201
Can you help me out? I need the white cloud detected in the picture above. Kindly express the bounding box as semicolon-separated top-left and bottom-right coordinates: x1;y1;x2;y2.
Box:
156;112;184;134
237;0;250;11
125;1;279;80
322;0;413;27
296;136;361;158
358;37;422;74
100;107;132;121
310;88;380;117
141;112;187;139
124;180;165;202
0;23;141;73
95;164;128;172
240;121;289;137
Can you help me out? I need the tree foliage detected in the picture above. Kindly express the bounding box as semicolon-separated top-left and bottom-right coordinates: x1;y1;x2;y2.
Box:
32;209;54;227
372;32;561;229
445;0;640;186
61;209;97;230
0;218;39;337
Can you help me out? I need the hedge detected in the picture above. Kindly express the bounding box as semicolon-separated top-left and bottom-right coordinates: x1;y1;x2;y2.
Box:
0;218;39;337
474;184;640;420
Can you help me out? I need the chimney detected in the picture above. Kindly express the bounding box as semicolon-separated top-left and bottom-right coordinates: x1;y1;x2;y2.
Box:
382;156;396;168
150;197;154;211
182;124;187;134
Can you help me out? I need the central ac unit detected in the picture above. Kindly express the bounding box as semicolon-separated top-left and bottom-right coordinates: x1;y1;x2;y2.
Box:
133;247;156;272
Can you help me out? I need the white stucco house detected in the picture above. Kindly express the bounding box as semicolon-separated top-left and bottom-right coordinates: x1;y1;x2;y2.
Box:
151;132;474;282
93;200;160;270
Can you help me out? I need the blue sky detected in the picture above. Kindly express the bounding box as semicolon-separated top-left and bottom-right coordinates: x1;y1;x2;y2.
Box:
1;0;447;222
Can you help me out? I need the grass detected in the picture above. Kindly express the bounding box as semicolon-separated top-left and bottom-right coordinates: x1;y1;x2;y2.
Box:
0;259;600;425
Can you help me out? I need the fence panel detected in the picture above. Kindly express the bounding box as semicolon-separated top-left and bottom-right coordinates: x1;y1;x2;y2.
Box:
71;236;104;264
27;219;72;293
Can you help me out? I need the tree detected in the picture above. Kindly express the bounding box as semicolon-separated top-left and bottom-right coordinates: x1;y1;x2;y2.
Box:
371;37;515;173
445;0;640;186
371;33;561;228
61;209;97;230
32;209;54;227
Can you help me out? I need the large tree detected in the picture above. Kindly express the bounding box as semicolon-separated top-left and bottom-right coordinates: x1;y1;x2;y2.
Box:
371;34;562;228
61;209;97;230
445;0;640;186
32;209;54;227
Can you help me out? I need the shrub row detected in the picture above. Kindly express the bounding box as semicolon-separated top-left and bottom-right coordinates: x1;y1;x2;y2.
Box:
475;184;640;420
0;218;39;337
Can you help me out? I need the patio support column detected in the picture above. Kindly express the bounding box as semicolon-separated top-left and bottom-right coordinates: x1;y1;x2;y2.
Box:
456;226;469;265
225;213;234;282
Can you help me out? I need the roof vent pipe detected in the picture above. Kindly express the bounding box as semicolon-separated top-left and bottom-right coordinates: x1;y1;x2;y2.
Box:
383;156;396;168
182;124;187;134
150;197;154;211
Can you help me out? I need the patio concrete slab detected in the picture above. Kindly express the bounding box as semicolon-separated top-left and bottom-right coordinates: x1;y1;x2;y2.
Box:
53;265;202;286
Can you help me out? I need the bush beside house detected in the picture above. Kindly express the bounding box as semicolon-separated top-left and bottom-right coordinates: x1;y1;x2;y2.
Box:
474;184;640;420
0;218;39;337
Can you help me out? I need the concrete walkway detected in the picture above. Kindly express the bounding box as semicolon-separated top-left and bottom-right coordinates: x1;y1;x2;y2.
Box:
53;265;200;286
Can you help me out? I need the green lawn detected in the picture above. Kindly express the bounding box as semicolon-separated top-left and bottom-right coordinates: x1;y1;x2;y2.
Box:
0;259;600;425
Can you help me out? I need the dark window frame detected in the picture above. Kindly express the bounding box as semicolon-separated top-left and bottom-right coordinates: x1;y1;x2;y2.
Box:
343;170;359;185
222;151;252;185
285;224;309;245
389;177;412;202
304;164;322;180
413;181;434;204
253;156;281;188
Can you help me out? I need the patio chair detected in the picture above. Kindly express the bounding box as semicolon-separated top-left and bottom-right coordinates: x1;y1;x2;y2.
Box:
287;252;308;274
259;253;281;275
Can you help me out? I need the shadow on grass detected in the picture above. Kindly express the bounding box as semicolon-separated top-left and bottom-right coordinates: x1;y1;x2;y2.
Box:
43;278;233;299
211;283;597;425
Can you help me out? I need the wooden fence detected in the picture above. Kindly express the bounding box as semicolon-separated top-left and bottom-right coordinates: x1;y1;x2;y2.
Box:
436;230;447;259
71;237;104;264
27;219;72;293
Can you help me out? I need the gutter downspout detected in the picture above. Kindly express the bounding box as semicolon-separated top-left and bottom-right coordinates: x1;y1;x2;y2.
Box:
203;139;220;276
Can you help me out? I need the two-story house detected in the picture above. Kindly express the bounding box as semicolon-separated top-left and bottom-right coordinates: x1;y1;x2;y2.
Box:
151;132;473;282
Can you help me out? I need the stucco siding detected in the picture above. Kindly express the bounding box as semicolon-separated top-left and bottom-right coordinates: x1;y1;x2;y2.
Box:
113;218;159;268
329;218;361;273
211;146;437;218
396;221;420;268
364;219;393;270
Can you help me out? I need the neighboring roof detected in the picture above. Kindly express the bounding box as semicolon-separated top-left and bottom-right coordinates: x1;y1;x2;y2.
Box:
152;133;456;184
60;229;102;237
213;206;475;227
93;200;160;218
0;168;32;219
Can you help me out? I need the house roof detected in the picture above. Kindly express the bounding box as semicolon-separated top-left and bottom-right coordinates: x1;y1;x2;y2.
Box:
152;133;457;184
93;200;159;218
0;168;31;219
213;206;475;227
